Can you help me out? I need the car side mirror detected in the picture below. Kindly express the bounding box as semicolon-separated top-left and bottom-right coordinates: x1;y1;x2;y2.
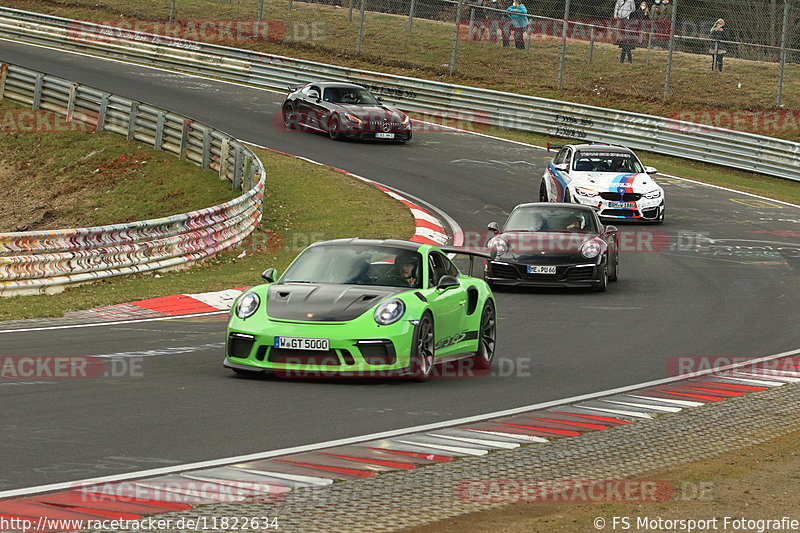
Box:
261;268;277;283
308;90;320;101
645;166;658;174
436;275;460;291
554;163;569;171
605;225;618;234
376;96;384;103
487;222;500;234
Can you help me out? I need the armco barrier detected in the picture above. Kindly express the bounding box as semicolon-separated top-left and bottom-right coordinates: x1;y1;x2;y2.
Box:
0;7;798;182
0;63;265;296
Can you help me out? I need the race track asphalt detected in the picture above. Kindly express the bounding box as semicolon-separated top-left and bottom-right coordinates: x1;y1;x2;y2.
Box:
1;40;798;491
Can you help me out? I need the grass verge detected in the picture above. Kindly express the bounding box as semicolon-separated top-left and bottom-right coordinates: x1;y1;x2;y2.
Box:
0;145;415;321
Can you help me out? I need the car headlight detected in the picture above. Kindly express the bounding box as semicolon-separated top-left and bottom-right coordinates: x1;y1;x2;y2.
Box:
644;189;662;199
488;236;509;256
344;112;363;125
576;187;599;197
235;292;260;319
581;238;606;259
374;298;406;325
401;114;411;126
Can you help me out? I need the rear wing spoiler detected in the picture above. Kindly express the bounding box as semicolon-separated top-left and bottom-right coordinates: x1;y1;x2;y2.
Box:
546;142;564;152
439;247;490;277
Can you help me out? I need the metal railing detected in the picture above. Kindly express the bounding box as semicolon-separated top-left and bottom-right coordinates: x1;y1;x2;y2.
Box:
0;62;265;296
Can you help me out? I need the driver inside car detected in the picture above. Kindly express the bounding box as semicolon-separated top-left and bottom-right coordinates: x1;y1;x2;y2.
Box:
387;253;420;287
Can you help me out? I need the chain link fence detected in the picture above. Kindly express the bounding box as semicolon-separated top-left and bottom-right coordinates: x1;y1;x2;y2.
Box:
18;0;799;134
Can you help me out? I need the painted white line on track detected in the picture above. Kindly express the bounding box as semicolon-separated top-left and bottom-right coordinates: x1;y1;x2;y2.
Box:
2;346;798;500
0;311;226;335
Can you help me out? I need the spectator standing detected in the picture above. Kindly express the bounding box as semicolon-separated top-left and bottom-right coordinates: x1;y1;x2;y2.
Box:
709;18;730;71
487;0;510;44
656;0;672;20
507;0;528;50
619;2;648;63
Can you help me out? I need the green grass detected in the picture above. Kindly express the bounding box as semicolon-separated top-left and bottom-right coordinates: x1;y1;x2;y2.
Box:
0;146;415;320
6;0;800;137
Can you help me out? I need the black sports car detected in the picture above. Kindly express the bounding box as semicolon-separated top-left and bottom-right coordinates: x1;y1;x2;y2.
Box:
281;81;412;142
484;203;619;291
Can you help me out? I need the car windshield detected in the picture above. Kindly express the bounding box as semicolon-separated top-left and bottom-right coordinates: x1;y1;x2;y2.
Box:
281;245;422;288
504;207;598;232
572;151;644;173
322;87;379;105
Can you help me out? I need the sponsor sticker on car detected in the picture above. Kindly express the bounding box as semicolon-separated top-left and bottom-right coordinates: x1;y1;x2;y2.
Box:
526;265;557;274
274;336;330;351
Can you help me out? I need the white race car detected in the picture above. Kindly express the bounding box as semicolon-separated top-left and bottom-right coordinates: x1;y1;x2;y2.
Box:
540;143;665;223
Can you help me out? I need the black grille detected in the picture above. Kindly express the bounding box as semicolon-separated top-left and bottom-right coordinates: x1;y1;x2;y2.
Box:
227;334;255;359
600;192;642;201
268;348;340;366
601;209;640;217
489;262;519;279
566;267;594;281
358;340;397;365
641;206;660;219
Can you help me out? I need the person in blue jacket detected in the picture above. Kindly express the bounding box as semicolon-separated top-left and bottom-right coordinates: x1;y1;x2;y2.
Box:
507;0;528;50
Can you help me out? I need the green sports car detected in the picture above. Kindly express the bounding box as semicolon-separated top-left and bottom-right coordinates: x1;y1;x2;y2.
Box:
223;238;497;380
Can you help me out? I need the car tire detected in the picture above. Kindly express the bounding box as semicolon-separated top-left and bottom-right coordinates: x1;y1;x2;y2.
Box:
594;265;609;292
609;249;619;282
409;312;435;381
563;189;572;203
282;104;296;130
328;115;345;141
471;300;496;370
539;179;548;202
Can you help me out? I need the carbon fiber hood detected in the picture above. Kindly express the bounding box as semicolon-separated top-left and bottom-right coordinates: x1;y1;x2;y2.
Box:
266;283;405;322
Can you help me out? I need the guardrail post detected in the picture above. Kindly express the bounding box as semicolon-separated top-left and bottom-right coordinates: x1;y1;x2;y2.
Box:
449;0;464;75
202;128;212;169
66;83;78;122
0;64;9;100
179;119;191;160
219;137;231;180
96;93;109;132
588;27;595;63
776;0;790;106
662;0;678;98
154;111;166;151
243;155;254;191
233;146;243;190
127;101;139;141
32;73;44;110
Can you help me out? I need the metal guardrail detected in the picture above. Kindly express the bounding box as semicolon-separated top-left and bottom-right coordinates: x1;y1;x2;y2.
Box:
0;6;798;182
0;62;265;296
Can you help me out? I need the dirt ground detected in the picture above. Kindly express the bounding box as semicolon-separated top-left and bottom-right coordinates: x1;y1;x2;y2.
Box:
402;430;800;533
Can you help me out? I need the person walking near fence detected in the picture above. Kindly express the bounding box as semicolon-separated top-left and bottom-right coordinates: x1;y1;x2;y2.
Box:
507;0;528;50
709;18;730;71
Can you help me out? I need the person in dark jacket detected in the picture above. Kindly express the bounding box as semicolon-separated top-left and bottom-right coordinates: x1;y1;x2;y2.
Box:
709;18;730;71
619;2;648;63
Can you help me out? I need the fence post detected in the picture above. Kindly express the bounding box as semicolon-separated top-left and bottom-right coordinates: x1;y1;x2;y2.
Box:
662;0;678;99
96;93;109;132
348;0;354;22
588;26;595;63
127;101;139;141
257;0;265;22
356;0;365;54
449;0;465;75
66;83;78;122
288;0;294;11
154;111;166;151
32;73;44;110
169;0;176;22
646;32;653;65
0;64;8;100
776;0;790;106
408;0;416;31
557;0;572;89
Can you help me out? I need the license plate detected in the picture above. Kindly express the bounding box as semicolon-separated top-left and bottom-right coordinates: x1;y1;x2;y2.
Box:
274;336;330;351
375;132;395;139
527;265;557;274
609;201;636;208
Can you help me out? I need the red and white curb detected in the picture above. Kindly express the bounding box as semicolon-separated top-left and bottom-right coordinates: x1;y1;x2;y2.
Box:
1;349;798;531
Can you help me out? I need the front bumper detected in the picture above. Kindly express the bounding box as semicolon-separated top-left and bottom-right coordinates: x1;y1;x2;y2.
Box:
224;317;418;377
575;196;664;221
485;260;605;288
